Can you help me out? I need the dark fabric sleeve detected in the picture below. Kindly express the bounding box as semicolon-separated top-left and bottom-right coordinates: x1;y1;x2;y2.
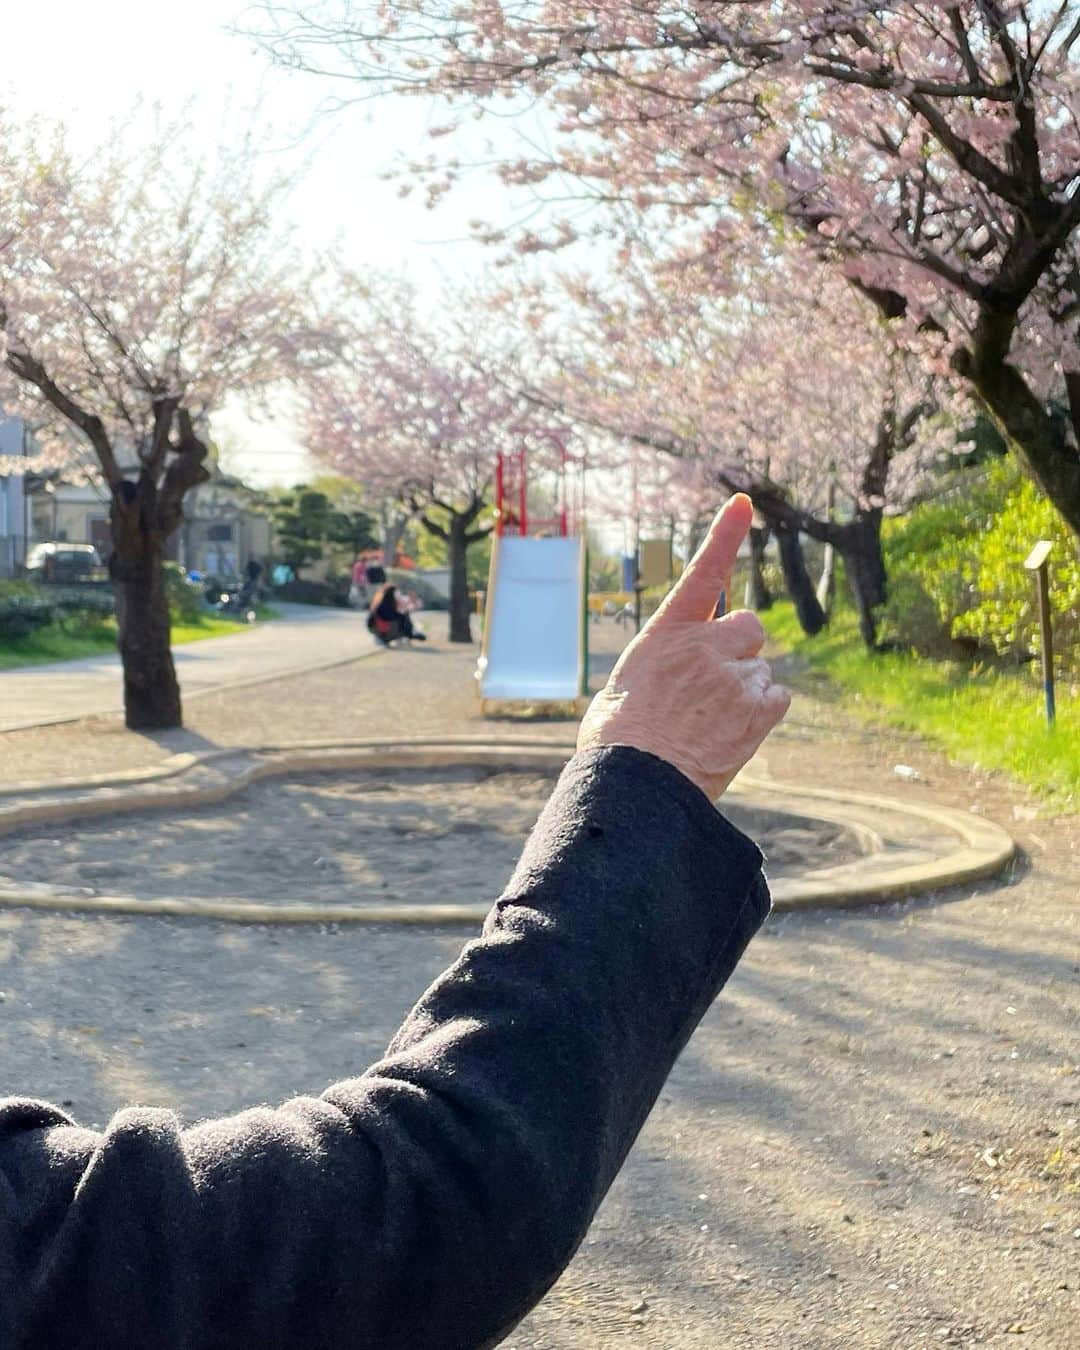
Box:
0;745;770;1350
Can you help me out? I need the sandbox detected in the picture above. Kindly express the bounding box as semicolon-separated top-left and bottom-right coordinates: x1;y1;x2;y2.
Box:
0;765;865;911
0;740;1015;920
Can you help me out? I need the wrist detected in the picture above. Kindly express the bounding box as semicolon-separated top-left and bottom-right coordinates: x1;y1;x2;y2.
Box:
577;728;722;802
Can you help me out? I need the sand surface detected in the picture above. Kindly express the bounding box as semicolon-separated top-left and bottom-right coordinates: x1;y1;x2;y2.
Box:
0;768;861;906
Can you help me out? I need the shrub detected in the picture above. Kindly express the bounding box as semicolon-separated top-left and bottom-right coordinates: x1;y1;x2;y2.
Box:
0;579;120;641
0;590;57;640
163;563;204;624
881;459;1080;673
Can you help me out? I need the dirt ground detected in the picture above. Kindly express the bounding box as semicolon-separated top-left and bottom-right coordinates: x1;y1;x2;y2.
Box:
0;622;1077;1347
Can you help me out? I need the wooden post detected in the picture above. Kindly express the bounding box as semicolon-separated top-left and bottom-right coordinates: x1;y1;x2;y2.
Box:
1023;540;1055;729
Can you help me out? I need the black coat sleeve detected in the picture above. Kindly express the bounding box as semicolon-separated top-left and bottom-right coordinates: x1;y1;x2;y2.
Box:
0;745;770;1350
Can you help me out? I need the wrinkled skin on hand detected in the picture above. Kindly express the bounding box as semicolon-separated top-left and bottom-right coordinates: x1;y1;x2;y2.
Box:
578;495;791;801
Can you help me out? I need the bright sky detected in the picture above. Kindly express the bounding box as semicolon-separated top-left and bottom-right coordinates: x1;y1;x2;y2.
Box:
3;0;528;485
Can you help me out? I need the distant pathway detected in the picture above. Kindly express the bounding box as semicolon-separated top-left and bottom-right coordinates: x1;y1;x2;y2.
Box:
0;603;372;733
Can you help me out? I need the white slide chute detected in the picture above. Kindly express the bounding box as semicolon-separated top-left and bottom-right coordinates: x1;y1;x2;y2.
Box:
478;535;587;708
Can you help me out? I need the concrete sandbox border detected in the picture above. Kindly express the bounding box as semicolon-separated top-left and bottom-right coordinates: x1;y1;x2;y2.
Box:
0;738;1015;923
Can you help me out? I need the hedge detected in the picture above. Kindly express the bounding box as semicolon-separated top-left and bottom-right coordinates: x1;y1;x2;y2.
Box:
880;458;1080;674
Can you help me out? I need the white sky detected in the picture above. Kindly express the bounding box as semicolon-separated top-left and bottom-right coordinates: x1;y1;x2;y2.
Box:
3;0;535;486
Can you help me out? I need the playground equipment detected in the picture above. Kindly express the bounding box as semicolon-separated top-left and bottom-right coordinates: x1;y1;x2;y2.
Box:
477;448;589;714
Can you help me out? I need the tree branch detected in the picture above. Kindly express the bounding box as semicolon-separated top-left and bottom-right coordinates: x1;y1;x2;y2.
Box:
157;408;211;535
2;337;123;490
906;91;1027;207
146;397;180;479
419;512;449;541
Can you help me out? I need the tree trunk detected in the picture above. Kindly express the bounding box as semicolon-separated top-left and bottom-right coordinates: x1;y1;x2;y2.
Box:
745;525;773;611
447;517;473;644
956;341;1080;540
816;544;836;615
774;523;827;636
816;483;837;615
838;511;887;651
110;528;181;731
381;510;408;570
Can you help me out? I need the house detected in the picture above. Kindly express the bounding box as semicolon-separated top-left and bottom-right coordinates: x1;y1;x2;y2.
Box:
23;470;273;579
25;480;112;555
174;474;273;578
0;418;29;578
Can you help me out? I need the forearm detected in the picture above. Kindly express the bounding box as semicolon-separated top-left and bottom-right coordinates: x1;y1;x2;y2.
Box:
0;747;769;1350
330;746;768;1345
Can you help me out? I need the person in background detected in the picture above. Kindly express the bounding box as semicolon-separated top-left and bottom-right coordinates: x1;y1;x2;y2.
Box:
349;556;370;609
239;558;263;609
366;582;427;645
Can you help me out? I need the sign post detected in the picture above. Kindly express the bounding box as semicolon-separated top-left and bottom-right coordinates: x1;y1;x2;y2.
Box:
1023;540;1055;729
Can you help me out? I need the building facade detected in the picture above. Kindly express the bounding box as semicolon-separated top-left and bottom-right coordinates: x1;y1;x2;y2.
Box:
21;471;272;579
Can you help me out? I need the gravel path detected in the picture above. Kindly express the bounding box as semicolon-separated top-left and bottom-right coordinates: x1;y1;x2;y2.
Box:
0;621;1077;1346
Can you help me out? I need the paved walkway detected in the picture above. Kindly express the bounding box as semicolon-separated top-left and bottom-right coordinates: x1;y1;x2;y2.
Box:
0;622;1076;1346
0;615;626;782
0;603;372;733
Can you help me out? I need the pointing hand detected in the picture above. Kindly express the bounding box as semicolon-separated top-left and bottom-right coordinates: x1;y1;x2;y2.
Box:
578;495;791;799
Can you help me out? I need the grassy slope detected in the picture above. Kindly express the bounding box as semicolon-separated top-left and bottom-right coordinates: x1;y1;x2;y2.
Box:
762;602;1079;808
0;614;260;671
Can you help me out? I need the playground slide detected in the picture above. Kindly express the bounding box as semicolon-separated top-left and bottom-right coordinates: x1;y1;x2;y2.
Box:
478;535;587;705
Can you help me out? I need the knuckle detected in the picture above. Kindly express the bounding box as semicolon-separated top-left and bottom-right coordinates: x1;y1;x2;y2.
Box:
718;608;765;643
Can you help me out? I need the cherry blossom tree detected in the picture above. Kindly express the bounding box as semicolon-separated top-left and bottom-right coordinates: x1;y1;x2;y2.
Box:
259;2;1080;538
0;118;322;729
305;278;571;642
523;259;948;647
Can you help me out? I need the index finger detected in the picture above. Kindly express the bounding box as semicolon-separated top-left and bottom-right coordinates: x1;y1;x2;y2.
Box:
651;494;753;626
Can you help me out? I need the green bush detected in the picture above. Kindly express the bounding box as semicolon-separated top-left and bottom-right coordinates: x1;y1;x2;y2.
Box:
163;562;204;624
881;459;1080;673
51;587;116;620
0;590;57;639
0;580;117;642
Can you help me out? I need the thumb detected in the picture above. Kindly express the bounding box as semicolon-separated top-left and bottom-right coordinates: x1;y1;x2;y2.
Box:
652;494;753;626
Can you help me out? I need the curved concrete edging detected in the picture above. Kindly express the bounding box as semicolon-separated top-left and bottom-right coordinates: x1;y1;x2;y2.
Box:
737;772;1015;907
0;739;1016;924
0;735;571;799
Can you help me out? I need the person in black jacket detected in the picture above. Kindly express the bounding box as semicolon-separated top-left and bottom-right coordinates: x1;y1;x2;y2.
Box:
367;583;427;644
0;493;789;1350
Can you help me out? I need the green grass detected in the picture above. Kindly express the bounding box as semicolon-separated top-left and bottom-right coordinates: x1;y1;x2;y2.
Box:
170;615;258;644
0;612;267;671
762;601;1080;809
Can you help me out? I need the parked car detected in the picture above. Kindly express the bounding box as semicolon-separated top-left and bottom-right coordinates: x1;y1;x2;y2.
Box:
24;542;106;584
